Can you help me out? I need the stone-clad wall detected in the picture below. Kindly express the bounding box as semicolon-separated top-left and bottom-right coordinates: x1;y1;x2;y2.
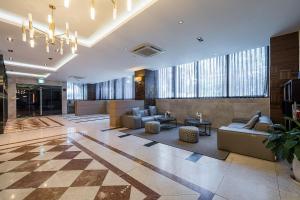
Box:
156;98;270;128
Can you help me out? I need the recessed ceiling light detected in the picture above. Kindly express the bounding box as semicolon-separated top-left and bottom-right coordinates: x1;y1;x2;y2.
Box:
9;57;13;61
8;49;13;53
197;37;204;42
44;64;47;66
7;37;13;42
178;20;184;24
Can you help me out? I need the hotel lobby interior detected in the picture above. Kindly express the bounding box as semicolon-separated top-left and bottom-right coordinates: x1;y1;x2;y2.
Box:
1;0;300;199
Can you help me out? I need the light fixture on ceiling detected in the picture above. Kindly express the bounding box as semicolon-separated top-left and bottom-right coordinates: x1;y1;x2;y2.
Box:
197;37;204;42
8;49;13;53
127;0;132;11
7;37;13;42
64;0;70;8
21;4;78;55
178;20;184;24
112;0;118;20
90;0;96;20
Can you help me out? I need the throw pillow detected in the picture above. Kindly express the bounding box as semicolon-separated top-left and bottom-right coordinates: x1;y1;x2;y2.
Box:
132;107;140;116
149;106;157;116
243;114;259;129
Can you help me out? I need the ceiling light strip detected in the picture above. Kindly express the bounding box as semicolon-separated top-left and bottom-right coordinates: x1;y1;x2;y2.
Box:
6;71;50;78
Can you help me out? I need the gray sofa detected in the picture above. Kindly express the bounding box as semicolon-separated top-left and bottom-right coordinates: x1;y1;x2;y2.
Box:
217;115;276;161
121;106;163;129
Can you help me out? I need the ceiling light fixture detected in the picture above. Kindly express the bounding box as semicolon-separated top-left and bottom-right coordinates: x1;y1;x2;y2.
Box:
90;0;96;20
21;4;78;55
7;37;13;42
112;0;118;20
64;0;70;8
178;20;184;24
197;37;204;42
127;0;132;11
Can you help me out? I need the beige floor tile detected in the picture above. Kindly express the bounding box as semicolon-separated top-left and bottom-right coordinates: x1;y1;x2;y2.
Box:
59;186;99;200
0;161;26;173
0;153;24;161
129;187;147;200
74;152;91;159
102;171;129;186
29;145;56;153
0;188;35;200
85;160;107;170
39;170;82;188
216;175;280;200
32;151;62;160
158;194;199;200
35;159;70;171
128;165;198;196
0;172;29;189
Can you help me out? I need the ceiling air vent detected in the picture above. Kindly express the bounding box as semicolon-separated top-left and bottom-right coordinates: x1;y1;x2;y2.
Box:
131;43;164;57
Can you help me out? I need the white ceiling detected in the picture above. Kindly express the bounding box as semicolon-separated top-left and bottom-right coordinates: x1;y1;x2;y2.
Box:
1;0;300;83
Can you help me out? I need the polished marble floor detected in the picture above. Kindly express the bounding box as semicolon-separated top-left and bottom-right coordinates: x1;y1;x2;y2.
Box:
0;115;299;200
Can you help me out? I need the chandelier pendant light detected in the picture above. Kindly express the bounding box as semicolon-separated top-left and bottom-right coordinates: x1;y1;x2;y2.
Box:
21;4;78;55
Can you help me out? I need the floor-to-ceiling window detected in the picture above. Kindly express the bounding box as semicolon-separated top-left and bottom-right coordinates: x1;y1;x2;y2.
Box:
95;76;134;100
156;46;269;98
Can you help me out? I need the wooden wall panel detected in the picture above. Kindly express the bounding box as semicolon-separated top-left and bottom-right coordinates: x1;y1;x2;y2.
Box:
270;32;299;123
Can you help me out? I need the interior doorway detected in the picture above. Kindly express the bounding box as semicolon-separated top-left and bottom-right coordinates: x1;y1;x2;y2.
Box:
16;84;62;118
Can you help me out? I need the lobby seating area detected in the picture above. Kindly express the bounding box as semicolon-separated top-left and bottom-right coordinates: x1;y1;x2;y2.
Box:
1;0;300;199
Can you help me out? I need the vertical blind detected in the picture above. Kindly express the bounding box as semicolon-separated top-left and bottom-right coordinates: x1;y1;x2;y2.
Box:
229;47;268;97
157;46;269;98
198;56;227;97
175;62;197;98
67;82;86;100
157;67;173;98
95;76;134;100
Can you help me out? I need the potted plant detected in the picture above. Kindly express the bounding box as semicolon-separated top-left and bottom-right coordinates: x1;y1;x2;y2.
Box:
264;117;300;182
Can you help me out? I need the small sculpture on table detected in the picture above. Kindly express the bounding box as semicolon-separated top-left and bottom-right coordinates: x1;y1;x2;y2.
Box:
196;112;203;123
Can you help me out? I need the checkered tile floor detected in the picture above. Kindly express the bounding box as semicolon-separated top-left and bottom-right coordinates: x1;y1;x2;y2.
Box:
5;117;63;134
0;138;143;200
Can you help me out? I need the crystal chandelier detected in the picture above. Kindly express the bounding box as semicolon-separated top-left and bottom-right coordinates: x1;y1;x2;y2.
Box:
21;4;78;55
21;0;133;54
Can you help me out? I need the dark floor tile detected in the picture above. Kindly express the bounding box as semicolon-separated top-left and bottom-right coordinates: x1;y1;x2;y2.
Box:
119;134;131;138
61;159;92;170
144;141;159;147
11;146;37;153
11;160;48;172
48;145;72;152
8;171;56;189
94;185;131;200
10;152;40;161
24;187;67;200
53;151;80;160
71;170;109;187
185;153;202;163
44;140;65;145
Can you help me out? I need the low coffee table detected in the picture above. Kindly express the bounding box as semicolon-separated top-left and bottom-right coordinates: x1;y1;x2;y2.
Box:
156;116;177;129
184;118;212;136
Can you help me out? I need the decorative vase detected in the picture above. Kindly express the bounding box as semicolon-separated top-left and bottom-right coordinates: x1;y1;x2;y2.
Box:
292;156;300;182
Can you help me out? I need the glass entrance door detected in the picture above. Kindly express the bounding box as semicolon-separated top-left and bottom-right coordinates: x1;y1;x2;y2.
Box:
16;84;40;118
16;84;62;118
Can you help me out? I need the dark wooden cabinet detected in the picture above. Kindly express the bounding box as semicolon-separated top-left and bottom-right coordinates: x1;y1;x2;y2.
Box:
0;55;8;134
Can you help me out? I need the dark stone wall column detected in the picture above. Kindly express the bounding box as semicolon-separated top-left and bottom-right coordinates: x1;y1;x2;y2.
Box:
134;69;156;107
270;32;299;123
87;84;96;100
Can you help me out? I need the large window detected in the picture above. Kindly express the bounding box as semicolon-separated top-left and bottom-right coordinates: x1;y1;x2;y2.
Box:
95;76;134;100
198;56;227;97
175;62;197;98
229;47;268;97
156;46;269;98
67;82;86;100
157;67;173;98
